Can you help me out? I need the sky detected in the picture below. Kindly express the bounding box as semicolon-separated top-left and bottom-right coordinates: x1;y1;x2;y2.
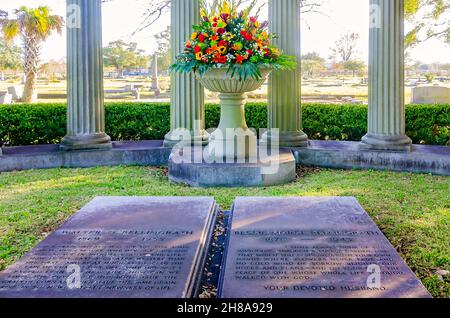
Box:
2;0;449;64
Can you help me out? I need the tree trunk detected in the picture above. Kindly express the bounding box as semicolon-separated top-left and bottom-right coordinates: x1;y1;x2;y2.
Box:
22;72;37;103
21;35;39;103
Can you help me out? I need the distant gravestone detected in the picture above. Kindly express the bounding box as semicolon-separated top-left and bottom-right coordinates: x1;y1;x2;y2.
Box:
150;52;160;95
219;197;431;298
0;92;12;104
0;197;217;298
7;86;23;101
411;85;450;104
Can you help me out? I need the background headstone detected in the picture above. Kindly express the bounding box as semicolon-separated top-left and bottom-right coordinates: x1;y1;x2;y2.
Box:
411;85;450;104
7;86;24;101
0;92;12;104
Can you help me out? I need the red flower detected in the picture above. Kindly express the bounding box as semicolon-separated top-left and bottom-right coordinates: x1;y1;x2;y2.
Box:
212;22;218;27
211;35;219;41
247;49;253;56
198;34;206;42
264;48;271;56
244;34;253;41
218;56;227;64
194;46;202;53
235;55;244;63
218;40;228;47
217;28;225;35
240;30;247;36
221;13;229;21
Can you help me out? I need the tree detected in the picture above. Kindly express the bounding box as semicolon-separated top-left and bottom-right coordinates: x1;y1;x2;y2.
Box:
301;52;325;62
0;6;64;103
103;40;149;76
405;0;450;47
425;73;435;82
39;59;66;81
343;60;366;77
330;32;360;63
0;38;21;77
154;26;171;71
301;60;326;78
301;52;325;78
130;0;323;33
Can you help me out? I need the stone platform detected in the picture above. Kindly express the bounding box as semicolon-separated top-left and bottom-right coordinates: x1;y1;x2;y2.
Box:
0;140;449;177
168;148;297;188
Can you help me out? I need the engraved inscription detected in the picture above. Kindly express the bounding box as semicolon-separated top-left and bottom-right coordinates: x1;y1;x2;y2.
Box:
0;229;193;292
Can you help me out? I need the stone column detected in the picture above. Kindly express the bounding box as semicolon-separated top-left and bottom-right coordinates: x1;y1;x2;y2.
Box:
361;0;412;151
164;0;208;147
262;0;308;147
61;0;111;151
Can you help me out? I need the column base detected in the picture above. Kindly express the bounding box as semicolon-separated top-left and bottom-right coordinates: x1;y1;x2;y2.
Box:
360;133;412;152
60;133;112;151
261;130;309;148
163;130;209;148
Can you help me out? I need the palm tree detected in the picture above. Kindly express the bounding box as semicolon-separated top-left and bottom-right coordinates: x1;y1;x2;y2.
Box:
0;6;64;103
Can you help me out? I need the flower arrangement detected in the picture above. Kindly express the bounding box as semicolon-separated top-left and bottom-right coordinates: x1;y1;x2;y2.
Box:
171;0;296;81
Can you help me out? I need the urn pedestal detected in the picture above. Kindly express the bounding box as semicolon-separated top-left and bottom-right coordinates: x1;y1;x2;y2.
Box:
197;67;271;160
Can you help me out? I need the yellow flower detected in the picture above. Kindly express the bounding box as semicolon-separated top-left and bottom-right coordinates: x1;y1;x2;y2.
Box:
271;48;281;57
195;52;203;60
261;31;269;39
254;21;260;28
200;8;207;18
218;46;227;54
191;32;198;40
223;32;234;41
221;0;231;15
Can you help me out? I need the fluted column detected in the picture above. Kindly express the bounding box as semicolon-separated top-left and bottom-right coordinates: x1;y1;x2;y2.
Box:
164;0;208;147
262;0;308;147
361;0;411;151
61;0;111;151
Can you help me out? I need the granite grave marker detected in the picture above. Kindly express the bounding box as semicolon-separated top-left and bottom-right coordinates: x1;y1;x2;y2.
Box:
219;197;431;298
0;197;217;298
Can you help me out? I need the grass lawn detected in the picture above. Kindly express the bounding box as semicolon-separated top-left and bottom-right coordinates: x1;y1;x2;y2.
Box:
0;166;448;297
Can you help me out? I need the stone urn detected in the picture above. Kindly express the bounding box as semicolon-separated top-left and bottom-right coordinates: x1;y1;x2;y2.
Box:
196;67;271;159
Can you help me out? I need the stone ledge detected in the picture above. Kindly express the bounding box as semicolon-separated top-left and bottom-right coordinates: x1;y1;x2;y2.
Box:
0;141;171;172
293;141;450;176
1;140;449;177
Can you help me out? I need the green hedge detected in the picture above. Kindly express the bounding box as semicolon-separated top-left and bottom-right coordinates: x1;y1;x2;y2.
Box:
0;102;448;147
